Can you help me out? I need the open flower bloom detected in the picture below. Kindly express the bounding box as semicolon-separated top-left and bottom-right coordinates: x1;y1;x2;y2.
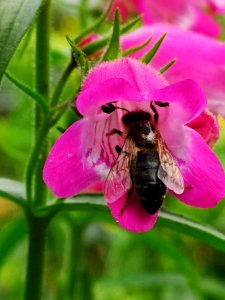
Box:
108;0;224;37
43;58;225;232
121;24;225;118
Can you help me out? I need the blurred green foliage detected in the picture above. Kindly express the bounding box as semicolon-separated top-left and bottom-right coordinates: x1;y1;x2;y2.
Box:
1;0;225;299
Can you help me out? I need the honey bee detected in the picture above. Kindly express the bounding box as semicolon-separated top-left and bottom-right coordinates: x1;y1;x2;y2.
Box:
102;101;184;215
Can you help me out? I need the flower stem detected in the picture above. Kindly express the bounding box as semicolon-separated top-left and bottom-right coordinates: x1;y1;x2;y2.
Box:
24;1;51;299
24;216;48;300
50;56;76;107
33;0;51;207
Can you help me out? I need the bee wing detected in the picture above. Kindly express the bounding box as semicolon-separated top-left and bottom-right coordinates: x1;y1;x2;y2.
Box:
104;137;136;204
157;133;184;194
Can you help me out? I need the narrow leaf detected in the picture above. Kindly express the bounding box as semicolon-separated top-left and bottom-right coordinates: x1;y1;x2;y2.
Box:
66;36;89;77
0;178;27;209
122;37;152;57
158;210;225;253
159;59;176;74
74;0;113;43
34;196;225;253
0;0;46;83
102;9;120;61
142;33;167;64
34;195;108;218
5;72;48;113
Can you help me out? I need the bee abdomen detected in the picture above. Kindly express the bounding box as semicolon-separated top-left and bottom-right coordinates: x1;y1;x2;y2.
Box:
136;182;167;197
133;151;167;215
139;196;163;215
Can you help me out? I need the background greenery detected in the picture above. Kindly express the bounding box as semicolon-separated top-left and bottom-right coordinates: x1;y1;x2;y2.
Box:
1;0;225;299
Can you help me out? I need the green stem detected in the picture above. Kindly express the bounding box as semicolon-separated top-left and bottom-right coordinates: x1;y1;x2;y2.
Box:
24;216;48;300
33;0;51;206
66;222;93;300
67;224;83;298
26;121;49;204
50;57;76;106
24;1;51;300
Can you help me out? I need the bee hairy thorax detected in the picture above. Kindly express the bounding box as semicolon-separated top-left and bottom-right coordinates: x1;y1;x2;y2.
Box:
122;111;167;215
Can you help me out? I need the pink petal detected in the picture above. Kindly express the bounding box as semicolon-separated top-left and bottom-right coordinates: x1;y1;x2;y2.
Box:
82;182;103;193
187;110;220;146
150;79;206;125
43;120;101;197
175;128;225;208
108;191;159;232
190;6;221;37
77;78;144;117
77;58;166;116
121;25;225;117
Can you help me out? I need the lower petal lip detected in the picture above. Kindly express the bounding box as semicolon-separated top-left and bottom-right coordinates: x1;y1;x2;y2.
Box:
108;191;159;233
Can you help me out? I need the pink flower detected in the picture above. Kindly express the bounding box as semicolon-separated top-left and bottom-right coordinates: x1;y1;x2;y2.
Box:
121;24;225;118
108;0;224;37
43;58;225;232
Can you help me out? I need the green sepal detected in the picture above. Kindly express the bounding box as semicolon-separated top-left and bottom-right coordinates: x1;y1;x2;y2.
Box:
74;0;113;43
141;33;167;64
120;15;142;34
122;37;152;57
102;9;121;61
5;72;49;114
159;58;176;74
82;15;142;58
66;36;89;77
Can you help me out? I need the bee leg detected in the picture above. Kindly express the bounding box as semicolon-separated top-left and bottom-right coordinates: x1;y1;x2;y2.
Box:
106;128;123;136
101;102;129;114
119;188;134;216
150;101;159;123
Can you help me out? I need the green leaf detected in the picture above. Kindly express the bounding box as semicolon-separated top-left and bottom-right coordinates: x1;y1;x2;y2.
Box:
0;0;46;83
0;178;27;209
0;218;27;268
102;9;120;61
5;72;49;113
35;196;225;253
34;195;108;218
142;33;167;64
157;210;225;253
122;37;152;57
159;58;176;74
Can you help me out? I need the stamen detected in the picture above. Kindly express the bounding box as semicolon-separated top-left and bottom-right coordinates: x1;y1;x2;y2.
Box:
150;101;159;123
101;102;130;114
154;101;169;107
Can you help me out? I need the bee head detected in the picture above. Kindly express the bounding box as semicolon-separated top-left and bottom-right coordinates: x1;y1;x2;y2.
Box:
122;111;151;125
